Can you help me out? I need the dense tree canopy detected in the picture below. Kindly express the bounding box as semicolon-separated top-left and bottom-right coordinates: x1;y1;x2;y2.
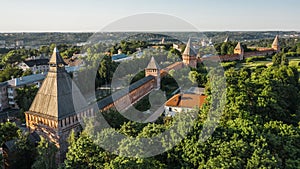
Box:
16;85;38;110
31;137;58;169
0;122;19;145
63;60;300;168
2;33;300;168
9;131;37;169
0;65;23;82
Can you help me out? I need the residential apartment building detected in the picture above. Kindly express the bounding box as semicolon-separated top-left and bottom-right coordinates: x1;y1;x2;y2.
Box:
0;74;46;110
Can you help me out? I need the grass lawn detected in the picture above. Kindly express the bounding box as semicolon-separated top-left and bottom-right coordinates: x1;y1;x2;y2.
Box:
236;60;272;69
236;57;300;70
288;57;300;67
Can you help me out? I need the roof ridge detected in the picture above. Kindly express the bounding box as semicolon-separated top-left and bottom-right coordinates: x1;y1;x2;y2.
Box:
49;47;66;65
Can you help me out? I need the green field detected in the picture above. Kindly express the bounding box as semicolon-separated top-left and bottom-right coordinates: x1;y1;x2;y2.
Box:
234;57;300;71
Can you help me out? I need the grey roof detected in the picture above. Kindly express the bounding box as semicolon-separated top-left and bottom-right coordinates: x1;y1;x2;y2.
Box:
0;82;8;88
49;47;66;65
3;139;16;151
24;59;49;67
3;132;40;152
7;73;46;87
183;38;197;56
98;76;154;110
146;57;160;69
112;54;128;61
28;49;87;120
185;87;205;95
28;131;41;143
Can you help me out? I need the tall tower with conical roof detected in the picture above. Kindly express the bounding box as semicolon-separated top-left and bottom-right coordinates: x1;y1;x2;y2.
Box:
234;42;244;60
182;38;197;68
224;36;230;43
25;48;91;162
145;57;160;89
272;35;280;52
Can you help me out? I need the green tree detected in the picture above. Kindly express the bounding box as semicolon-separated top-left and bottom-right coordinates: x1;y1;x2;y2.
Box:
281;54;289;66
15;85;39;122
0;65;23;82
220;43;229;55
64;132;105;169
39;46;50;56
98;55;118;86
188;71;198;84
107;156;166;169
0;122;19;145
119;121;145;137
22;69;33;76
1;50;24;65
167;48;181;61
16;85;39;111
10;131;37;169
31;137;58;169
272;53;283;66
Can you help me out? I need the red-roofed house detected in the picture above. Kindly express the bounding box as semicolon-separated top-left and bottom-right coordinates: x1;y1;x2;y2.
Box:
165;92;206;117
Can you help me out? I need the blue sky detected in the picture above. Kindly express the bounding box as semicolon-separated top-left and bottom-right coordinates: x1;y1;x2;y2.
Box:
1;0;300;32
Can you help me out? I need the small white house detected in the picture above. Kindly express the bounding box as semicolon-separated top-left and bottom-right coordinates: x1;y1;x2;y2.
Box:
164;93;206;117
18;59;49;74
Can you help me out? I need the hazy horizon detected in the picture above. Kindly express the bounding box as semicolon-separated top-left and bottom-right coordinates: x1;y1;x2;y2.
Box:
1;0;300;32
0;30;299;33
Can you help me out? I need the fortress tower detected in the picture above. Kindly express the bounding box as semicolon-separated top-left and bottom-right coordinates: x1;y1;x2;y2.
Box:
25;48;91;162
234;42;244;60
224;36;230;43
145;57;161;89
182;38;197;68
272;35;280;52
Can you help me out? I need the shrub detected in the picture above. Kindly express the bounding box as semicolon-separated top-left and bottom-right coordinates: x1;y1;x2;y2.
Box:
284;52;298;58
221;61;237;69
255;64;267;69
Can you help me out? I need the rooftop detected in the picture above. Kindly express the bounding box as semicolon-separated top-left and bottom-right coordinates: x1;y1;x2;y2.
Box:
235;42;243;50
28;48;87;120
98;76;155;110
23;59;49;67
0;82;8;88
185;87;205;95
64;58;84;67
183;38;197;56
166;93;206;109
146;57;160;70
112;54;128;61
49;47;66;65
7;73;46;87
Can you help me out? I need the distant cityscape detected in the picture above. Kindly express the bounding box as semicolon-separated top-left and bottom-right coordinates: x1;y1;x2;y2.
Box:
0;31;299;168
